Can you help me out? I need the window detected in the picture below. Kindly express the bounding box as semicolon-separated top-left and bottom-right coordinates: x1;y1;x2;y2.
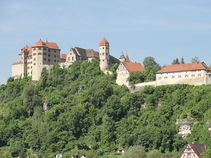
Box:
44;53;47;55
38;53;42;55
54;50;56;52
158;77;162;80
198;74;201;77
209;74;211;77
185;75;188;77
54;60;56;62
54;55;56;57
172;76;175;78
72;57;74;60
164;76;168;79
48;59;50;62
33;48;36;51
191;74;195;77
48;49;50;52
33;58;36;61
44;48;47;51
178;75;182;78
48;54;50;57
33;53;36;55
38;47;41;50
34;63;36;65
44;58;46;61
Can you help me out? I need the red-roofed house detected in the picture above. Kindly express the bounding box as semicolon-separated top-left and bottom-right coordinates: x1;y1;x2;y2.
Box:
12;40;62;80
116;54;144;86
156;62;211;86
180;144;206;158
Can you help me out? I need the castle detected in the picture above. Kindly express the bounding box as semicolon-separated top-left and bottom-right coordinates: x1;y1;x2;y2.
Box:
12;38;119;80
12;40;62;81
12;38;211;88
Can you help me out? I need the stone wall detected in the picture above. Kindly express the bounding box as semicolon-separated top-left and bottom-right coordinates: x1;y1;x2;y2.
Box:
116;63;130;86
12;63;24;79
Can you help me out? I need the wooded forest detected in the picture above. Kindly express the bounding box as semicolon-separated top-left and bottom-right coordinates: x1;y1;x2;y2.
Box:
0;60;211;158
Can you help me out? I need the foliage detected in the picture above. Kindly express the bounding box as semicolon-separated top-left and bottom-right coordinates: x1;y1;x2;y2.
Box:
129;71;145;85
143;56;161;81
172;58;185;65
0;59;211;157
191;57;200;63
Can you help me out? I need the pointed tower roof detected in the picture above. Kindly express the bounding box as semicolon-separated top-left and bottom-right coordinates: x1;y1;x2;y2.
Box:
125;54;131;62
99;37;109;46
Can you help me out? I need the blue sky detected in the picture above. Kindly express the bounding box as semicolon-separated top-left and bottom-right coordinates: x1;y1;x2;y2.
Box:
0;0;211;84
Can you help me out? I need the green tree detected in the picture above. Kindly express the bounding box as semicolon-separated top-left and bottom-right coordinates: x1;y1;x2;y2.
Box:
191;57;200;63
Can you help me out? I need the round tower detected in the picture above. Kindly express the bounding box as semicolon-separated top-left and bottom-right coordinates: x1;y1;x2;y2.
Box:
99;37;110;72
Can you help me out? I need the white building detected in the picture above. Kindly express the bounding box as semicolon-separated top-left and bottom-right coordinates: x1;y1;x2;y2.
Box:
116;55;144;86
180;144;206;158
156;62;211;86
12;40;65;81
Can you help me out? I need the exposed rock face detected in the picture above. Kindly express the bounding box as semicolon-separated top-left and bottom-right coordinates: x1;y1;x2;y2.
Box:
43;102;48;112
176;119;196;138
206;121;211;131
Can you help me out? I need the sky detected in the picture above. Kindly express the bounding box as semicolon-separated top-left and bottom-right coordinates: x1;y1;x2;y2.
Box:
0;0;211;84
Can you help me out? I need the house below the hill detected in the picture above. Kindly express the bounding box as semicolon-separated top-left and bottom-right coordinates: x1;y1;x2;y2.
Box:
180;144;206;158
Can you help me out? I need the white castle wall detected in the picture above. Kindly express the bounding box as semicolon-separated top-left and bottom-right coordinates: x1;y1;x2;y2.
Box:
116;63;130;86
156;70;208;86
12;63;24;79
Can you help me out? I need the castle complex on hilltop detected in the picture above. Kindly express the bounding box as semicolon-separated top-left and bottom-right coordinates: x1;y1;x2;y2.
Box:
12;37;211;87
12;38;119;80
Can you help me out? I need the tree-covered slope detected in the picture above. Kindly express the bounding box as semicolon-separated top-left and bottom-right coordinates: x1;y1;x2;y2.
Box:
0;60;211;158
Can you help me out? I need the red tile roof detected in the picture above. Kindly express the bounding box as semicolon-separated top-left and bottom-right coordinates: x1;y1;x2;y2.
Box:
46;41;60;50
99;37;109;47
12;61;23;65
32;40;60;50
60;54;67;60
122;61;144;72
208;65;211;70
188;144;206;157
157;62;208;73
117;148;124;151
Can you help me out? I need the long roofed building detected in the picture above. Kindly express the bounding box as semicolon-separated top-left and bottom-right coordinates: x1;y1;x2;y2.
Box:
156;62;211;86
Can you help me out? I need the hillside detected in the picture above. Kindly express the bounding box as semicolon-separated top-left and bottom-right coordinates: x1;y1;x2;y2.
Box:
0;60;211;158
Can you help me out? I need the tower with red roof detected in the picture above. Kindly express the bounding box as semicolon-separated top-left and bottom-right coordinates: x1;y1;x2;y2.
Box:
99;37;110;72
